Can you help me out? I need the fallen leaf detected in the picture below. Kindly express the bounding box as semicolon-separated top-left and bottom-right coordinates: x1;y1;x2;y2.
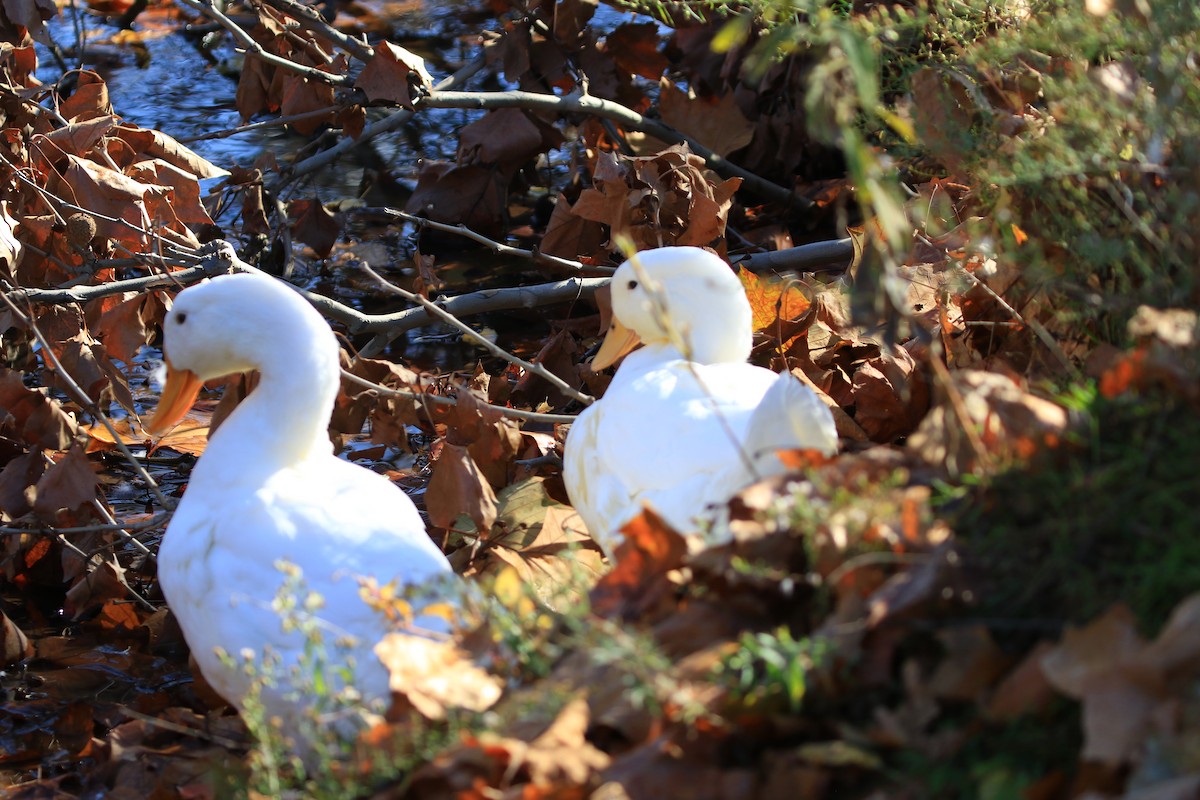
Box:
909;369;1074;475
375;633;502;719
659;80;755;158
426;442;498;532
738;270;811;333
355;40;432;109
2;610;33;666
288;198;340;257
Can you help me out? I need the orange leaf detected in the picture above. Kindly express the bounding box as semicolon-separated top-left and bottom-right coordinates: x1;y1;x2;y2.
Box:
738;269;811;333
590;507;686;618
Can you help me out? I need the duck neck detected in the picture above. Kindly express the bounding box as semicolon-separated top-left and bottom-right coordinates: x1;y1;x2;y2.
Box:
194;349;339;485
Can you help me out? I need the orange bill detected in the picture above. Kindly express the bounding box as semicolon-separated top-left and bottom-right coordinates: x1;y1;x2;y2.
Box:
591;318;641;371
146;361;205;436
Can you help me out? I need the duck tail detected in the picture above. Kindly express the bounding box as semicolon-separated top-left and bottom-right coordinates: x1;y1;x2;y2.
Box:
743;372;839;473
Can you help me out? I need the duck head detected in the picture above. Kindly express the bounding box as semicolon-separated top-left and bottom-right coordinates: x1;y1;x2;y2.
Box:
146;273;339;435
593;246;752;369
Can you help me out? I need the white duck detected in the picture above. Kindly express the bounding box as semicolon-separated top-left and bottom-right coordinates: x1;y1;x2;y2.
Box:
147;272;454;732
563;246;838;554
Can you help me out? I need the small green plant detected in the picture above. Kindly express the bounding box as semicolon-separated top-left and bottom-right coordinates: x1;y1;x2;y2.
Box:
716;626;827;713
214;562;455;799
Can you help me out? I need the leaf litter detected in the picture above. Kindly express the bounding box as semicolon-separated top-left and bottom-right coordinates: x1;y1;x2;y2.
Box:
1;0;1199;798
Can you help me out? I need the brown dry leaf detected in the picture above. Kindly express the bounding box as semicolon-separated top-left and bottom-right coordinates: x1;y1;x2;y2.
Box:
926;625;1012;703
375;633;502;719
92;292;150;364
0;449;46;521
127;158;215;230
63;558;130;621
521;697;611;785
278;72;337;136
553;0;597;48
38;115;117;162
288;198;340;257
111;124;230;180
604;22;668;80
1041;604;1159;765
591;507;687;619
511;328;580;408
909;369;1073;475
58;70;112;123
51;155;165;247
33;443;97;522
2;609;33;666
563;144;740;255
986;641;1058;722
354;40;432;109
405;161;507;235
1;0;57;40
426;442;498;532
659;80;755;158
482;478;604;603
0;368;78;449
540;191;607;260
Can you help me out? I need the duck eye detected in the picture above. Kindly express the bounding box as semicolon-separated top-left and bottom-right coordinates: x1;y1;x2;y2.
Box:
175;312;187;324
627;280;638;290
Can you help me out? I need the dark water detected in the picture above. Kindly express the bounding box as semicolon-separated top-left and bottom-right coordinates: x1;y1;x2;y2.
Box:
37;1;645;196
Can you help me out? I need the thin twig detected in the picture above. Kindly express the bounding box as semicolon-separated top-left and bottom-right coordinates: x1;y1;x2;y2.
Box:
359;262;594;405
419;90;804;207
177;104;346;143
284;54;487;182
954;264;1079;378
176;0;354;87
89;497;152;557
255;0;374;62
340;370;576;424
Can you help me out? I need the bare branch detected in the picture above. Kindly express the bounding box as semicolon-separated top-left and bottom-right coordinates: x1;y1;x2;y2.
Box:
340;370;577;424
359;262;594;405
4;259;232;306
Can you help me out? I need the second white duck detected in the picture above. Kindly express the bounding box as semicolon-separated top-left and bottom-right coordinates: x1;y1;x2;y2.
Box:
563;246;838;554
